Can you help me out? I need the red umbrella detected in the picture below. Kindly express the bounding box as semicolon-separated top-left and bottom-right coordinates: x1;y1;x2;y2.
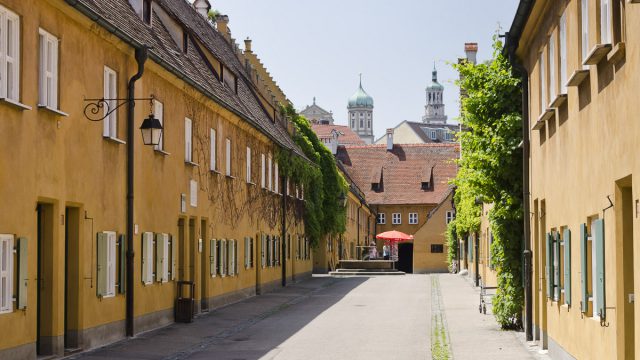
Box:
376;230;414;242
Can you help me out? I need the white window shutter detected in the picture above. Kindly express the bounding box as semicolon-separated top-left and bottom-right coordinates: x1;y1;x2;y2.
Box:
5;13;19;101
268;155;272;190
274;163;279;193
210;128;216;170
38;33;45;105
103;67;110;137
0;11;7;99
221;239;226;277
261;154;266;188
185;118;192;162
246;147;251;183
0;234;14;313
51;36;58;109
154;100;164;151
142;232;153;285
107;232;116;296
96;232;108;297
226;138;232;176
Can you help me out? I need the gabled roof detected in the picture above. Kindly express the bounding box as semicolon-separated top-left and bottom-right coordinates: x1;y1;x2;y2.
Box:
374;120;459;144
311;124;366;145
336;144;458;205
66;0;306;160
301;103;332;117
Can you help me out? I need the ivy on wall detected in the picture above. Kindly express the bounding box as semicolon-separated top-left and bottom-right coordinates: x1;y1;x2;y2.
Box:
449;37;524;329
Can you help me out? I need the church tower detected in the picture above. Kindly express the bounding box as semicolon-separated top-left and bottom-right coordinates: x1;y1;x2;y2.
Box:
348;75;374;144
422;65;447;124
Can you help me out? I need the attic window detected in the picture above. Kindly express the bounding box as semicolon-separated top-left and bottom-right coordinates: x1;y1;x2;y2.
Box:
422;165;434;191
182;31;188;53
421;181;431;191
143;0;151;24
221;66;237;94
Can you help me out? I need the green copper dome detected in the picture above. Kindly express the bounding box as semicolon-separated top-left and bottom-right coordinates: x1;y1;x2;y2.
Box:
427;65;444;90
348;77;374;108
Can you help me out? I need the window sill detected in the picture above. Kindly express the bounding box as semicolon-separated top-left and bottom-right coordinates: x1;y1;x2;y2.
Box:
38;104;69;117
566;69;590;87
210;169;221;175
607;42;625;63
583;44;612;65
549;94;567;108
103;136;126;145
1;98;32;110
537;108;555;123
225;174;236;179
185;161;199;167
154;149;170;156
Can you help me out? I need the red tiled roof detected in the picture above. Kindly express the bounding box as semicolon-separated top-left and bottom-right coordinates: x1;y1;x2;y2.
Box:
311;124;366;145
336;144;459;205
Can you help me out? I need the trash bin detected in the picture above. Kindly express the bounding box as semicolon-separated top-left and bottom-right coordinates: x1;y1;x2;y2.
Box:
175;281;195;323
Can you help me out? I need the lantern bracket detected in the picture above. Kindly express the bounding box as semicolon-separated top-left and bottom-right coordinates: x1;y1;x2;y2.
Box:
83;96;154;122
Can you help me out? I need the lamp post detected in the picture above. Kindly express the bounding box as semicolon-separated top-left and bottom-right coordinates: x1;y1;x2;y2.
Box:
83;46;161;337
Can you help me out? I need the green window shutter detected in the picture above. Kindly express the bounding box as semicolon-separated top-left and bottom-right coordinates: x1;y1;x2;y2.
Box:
245;237;249;269
563;228;571;306
594;219;605;319
210;239;216;277
580;223;588;313
97;232;108;297
261;234;266;268
171;235;177;281
553;231;560;301
118;234;126;294
546;233;552;298
17;237;28;309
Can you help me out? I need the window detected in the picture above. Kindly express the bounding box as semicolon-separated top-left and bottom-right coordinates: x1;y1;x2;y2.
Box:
219;239;227;277
351;119;355;128
392;213;401;225
0;234;14;313
244;237;253;268
210;239;217;277
559;11;568;94
185;118;192;163
367;120;371;129
601;0;611;44
581;0;590;66
446;210;454;224
612;0;626;45
430;130;436;140
377;213;386;224
227;240;235;276
360;119;364;128
540;52;546;111
97;231;117;298
268;154;273;190
210;128;216;170
0;7;20;102
190;179;197;207
103;67;118;138
246;146;252;183
431;244;444;253
155;233;169;283
261;153;266;188
141;232;154;285
154;100;164;151
38;28;59;109
261;234;267;268
225;138;231;176
409;213;418;224
143;0;151;24
548;33;556;103
274;162;279;193
222;66;237;93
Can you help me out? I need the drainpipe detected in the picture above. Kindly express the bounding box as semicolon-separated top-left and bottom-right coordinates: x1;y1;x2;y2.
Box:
474;232;480;287
356;203;362;259
281;175;287;287
126;46;148;338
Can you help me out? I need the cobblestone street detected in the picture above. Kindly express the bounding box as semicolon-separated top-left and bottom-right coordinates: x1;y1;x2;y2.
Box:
69;275;544;360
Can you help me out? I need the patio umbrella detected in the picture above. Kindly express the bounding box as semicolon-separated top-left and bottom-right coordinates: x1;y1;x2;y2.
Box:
376;230;414;242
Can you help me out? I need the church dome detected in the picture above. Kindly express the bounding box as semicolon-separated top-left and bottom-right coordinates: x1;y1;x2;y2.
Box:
348;78;374;108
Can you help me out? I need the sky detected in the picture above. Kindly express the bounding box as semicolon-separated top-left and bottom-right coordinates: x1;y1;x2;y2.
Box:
211;0;520;141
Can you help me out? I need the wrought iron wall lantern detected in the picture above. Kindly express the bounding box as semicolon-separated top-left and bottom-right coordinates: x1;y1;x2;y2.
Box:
83;96;163;146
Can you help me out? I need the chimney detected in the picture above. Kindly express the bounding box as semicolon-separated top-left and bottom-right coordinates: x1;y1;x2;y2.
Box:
464;43;478;65
193;0;211;18
215;14;230;41
244;37;252;53
386;128;394;151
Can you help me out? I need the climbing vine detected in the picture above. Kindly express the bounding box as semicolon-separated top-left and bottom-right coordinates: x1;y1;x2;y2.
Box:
278;105;348;247
450;37;524;329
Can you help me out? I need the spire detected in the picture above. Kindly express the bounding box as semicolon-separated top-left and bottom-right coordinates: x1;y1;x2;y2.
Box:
432;63;438;82
359;73;363;88
313;96;316;105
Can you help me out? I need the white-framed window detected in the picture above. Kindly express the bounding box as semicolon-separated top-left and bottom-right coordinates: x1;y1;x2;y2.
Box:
268;154;273;191
601;0;611;44
97;231;116;298
540;51;546;112
274;162;279;193
0;234;14;313
246;146;252;183
153;100;164;150
559;11;568;94
155;233;169;283
141;232;154;285
359;119;364;128
430;130;436;140
103;66;118;138
581;0;590;67
261;153;266;188
225;138;232;176
210;128;216;170
0;7;20;102
38;28;59;109
392;213;401;225
185;118;192;163
409;213;418;225
210;239;217;277
446;210;455;224
548;33;556;103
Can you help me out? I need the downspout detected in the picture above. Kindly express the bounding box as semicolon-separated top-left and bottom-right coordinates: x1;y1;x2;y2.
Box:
126;46;148;337
281;175;287;287
356;203;362;259
474;232;480;287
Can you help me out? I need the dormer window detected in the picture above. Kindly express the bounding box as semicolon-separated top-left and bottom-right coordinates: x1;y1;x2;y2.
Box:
430;130;436;140
182;31;188;53
221;66;237;94
143;0;152;24
421;181;431;191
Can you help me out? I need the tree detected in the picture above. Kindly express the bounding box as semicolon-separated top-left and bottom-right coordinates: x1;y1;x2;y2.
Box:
450;36;524;328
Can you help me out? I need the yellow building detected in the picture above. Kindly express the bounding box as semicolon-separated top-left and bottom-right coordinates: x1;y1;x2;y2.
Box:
0;0;314;358
507;0;638;358
335;131;458;273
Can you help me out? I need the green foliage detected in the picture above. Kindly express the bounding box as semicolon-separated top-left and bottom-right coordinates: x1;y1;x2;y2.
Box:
278;105;348;247
452;36;524;329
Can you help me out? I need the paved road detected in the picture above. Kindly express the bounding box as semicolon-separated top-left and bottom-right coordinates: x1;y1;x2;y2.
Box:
72;276;431;360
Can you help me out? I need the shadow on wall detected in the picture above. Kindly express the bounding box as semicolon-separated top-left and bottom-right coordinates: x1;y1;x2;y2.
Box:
73;277;369;360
